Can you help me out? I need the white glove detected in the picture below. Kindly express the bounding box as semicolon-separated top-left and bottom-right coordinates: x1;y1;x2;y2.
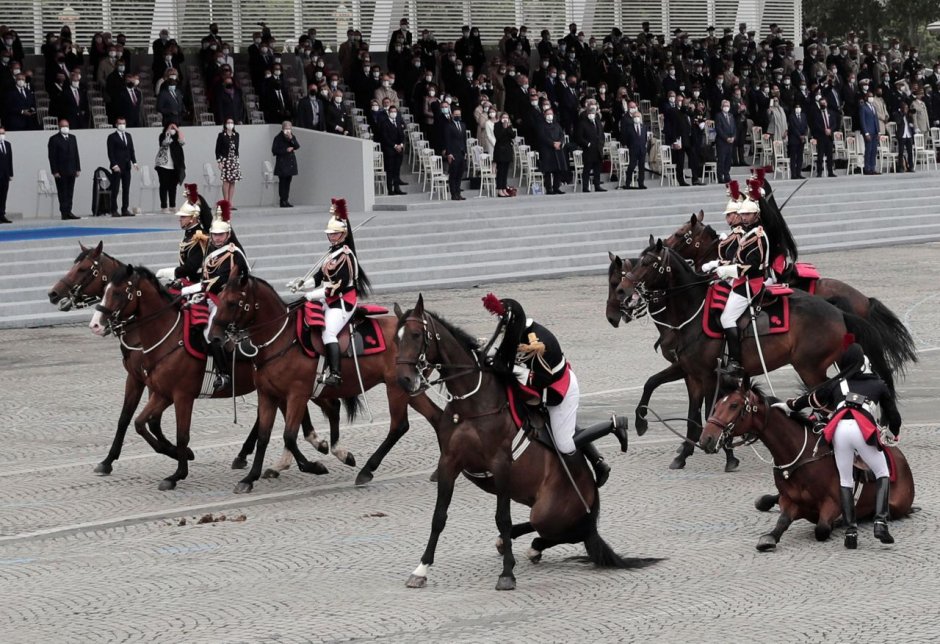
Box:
304;286;327;301
715;264;739;280
155;267;176;281
181;282;204;296
701;260;720;272
512;363;531;386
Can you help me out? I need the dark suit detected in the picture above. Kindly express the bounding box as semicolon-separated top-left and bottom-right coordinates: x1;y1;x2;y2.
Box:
112;86;143;127
786;111;809;178
324;101;348;135
271;132;300;205
441;117;467;198
48;132;81;217
295;95;325;131
859;101;880;172
156;86;184;126
60;85;90;129
3;86;38;130
106;130;137;213
212;86;246;125
0;138;12;218
573;114;605;191
621;117;648;188
661;104;688;184
809;104;837;176
262;85;294;124
376;113;406;192
715;110;736;182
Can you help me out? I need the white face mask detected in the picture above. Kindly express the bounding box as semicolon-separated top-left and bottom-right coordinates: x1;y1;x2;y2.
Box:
587;113;595;121
225;123;234;130
0;134;5;142
428;90;436;97
389;112;398;119
15;79;25;88
545;115;554;123
60;127;70;134
283;129;292;136
634;117;642;124
722;106;730;113
71;80;80;88
795;108;802;114
117;124;126;132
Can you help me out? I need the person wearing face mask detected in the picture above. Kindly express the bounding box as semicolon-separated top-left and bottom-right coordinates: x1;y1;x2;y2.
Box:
661;92;690;186
787;104;809;179
262;69;294;125
619;106;648;189
153;123;186;212
48;118;81;219
376;105;407;195
0;127;11;223
859;91;881;175
574;103;606;192
809;96;837;177
766;96;787;143
297;83;326;131
440;104;468;200
3;72;38;131
537;109;567;194
374;74;399;108
157;68;184;126
326;91;350;136
106;118;138;217
215;120;241;205
211;72;245;125
271;121;300;207
493;112;515;196
60;71;90;129
715;99;736;183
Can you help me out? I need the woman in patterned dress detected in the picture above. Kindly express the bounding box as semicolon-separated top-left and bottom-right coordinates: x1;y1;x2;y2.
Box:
215;118;242;206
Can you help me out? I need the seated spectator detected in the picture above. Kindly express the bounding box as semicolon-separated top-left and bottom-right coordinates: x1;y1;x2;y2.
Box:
374;74;399;107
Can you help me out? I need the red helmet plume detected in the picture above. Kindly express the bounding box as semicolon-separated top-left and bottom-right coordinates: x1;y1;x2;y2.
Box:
727;180;741;200
185;183;199;204
482;293;506;317
842;333;856;351
331;197;349;222
215;199;232;222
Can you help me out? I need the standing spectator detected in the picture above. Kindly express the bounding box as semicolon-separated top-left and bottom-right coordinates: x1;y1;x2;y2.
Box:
621;106;648;189
894;101;915;172
389;18;411;51
766;97;787;142
212;75;245;125
106;118;138;217
271;121;300;207
376;105;406;195
325;90;349;135
911;90;929;135
104;57;128;123
493;112;514;197
537;108;567;195
860;92;880;175
156;70;184;126
61;70;90;129
573;103;606;192
113;73;142;127
296;83;325;131
216;119;241;204
0;128;11;223
374;74;399;107
482;107;497;155
155;123;185;212
47;118;81;220
730;86;748;165
441;103;467;200
4;71;38;130
809;97;837;177
262;72;293;124
787;104;809;179
715;99;735;183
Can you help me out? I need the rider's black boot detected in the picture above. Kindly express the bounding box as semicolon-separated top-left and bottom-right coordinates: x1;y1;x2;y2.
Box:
580;443;610;488
873;476;894;544
840;485;858;549
573;414;629;453
210;341;232;391
322;342;343;387
723;327;744;376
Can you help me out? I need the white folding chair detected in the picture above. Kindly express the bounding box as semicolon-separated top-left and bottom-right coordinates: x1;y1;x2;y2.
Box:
373;151;388;195
478;153;496;198
878;135;897;173
660;145;677;186
137;165;159;212
772;140;791;180
37;169;58;216
914;133;937;171
261;160;278;205
571;149;584;188
203;162;223;199
429;155;449;201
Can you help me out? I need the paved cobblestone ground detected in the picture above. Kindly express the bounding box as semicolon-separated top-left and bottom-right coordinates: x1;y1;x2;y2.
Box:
0;244;938;643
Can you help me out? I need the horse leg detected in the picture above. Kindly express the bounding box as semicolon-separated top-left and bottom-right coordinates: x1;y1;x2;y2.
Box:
235;394;277;494
232;412;259;470
814;496;841;542
492;457;517;590
756;496;799;551
495;522;535;555
132;395;173;458
263;401;296;479
406;453;458;589
755;494;781;512
156;396;194;491
95;375;146;475
526;537;564;564
302;404;329;454
356;393;411;486
322;399;356;467
279;397;329;476
635;363;684;436
670;380;704;470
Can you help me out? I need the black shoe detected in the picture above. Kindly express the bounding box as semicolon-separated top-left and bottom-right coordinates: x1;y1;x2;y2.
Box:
638;184;647;189
121;209;134;217
111;211;121;217
827;172;837;178
61;213;80;220
793;174;804;180
321;342;343;387
280;201;292;207
0;216;11;224
678;181;690;187
839;486;858;549
554;189;565;195
397;180;409;186
692;180;703;186
873;477;894;544
580;444;610;488
393;188;406;195
594;186;607;192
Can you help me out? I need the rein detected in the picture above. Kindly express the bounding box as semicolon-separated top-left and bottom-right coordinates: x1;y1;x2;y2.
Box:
396;314;483;401
62;256;114;308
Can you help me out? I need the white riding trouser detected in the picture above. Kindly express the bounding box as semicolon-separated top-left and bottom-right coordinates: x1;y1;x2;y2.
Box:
204;299;217;342
720;290;750;329
833;419;889;487
322;302;354;344
547;370;580;455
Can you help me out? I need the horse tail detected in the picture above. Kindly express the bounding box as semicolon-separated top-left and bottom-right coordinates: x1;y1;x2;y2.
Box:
582;494;663;569
867;298;918;376
342;395;363;423
842;311;896;394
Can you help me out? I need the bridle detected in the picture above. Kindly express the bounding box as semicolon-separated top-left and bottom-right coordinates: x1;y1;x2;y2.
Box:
60;256;113;310
624;247;709;330
395;312;482;401
95;274;182;351
215;279;307;366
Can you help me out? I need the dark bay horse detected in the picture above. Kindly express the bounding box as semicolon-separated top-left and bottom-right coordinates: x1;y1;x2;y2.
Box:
699;380;915;550
50;243;327;478
663;211;917;375
207;266;442;493
612;241;895;471
395;295;659;591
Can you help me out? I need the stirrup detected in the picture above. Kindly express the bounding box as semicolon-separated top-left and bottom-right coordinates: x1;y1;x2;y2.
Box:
722;359;744;377
213;373;231;391
320;371;342;387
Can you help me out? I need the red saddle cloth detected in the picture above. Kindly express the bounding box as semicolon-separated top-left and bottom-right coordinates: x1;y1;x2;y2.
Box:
789;262;820;295
703;283;792;339
296;302;389;359
182;301;211;360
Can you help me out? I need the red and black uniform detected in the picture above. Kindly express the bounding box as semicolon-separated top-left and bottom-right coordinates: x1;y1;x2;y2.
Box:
512;319;572;406
202;239;249;296
716;222;769;297
174;227;208;283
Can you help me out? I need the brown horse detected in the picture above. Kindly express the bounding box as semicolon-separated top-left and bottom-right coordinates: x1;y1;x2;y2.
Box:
612;241;895;471
207;267;442;493
663;211;917;375
395;295;659;591
699;380;915;550
49;243;328;479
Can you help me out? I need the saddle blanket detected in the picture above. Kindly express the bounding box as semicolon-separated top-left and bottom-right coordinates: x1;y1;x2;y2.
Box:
703;282;791;339
297;302;389;359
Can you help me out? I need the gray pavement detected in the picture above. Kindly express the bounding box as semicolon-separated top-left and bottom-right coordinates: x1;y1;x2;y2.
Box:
0;243;938;643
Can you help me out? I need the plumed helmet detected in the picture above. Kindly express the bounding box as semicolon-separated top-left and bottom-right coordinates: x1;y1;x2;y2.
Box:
175;200;201;219
209;199;232;234
738;197;760;215
484;293;528;373
724;180;743;214
324;198;349;240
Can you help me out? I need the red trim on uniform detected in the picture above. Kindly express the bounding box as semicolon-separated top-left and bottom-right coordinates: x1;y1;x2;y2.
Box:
822;408;897;482
794;262;820;280
548;363;572;398
506;385;524;429
772;254;787;274
326;291;358;307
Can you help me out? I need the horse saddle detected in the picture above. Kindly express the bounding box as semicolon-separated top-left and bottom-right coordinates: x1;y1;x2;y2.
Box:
505;385;558;453
180;300;252;364
297;301;388;359
780;262;820;295
704;283;792;339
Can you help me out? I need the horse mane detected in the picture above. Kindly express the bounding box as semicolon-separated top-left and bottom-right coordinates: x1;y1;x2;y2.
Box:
398;308;481;355
700;224;718;241
133;266;174;302
74;247;119;264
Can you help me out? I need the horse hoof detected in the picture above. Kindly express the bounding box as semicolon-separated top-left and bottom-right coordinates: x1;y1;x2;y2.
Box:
316;440;330;455
354;469;374;486
94;462;113;475
724;457;741;473
668;456;686;470
755;535;777;552
814;525;832;542
234;482;253;494
495;575;516;591
405;574;427;589
495;537;504;555
231;457;248;470
158;479;177;491
635;416;648;436
301;461;329;475
754;494;779;512
186;448;195;461
343;453;357;467
261;468;280;479
429;468;439;483
526;547;542;563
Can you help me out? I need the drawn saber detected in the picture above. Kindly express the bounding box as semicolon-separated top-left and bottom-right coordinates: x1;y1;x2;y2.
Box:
286;215;376;292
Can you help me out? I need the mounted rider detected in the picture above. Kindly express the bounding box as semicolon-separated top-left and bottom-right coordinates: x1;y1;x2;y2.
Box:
753;170;799;284
304;198;371;387
184;199;249;391
482;293;629;488
155;184;213;285
782;339;901;549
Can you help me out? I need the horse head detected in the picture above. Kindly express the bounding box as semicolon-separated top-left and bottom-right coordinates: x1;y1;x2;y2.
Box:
209;264;255;345
395;293;431;395
700;378;763;453
617;237;677;302
89;263;142;336
606;251;637;327
49;240;111;310
663;210;718;270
